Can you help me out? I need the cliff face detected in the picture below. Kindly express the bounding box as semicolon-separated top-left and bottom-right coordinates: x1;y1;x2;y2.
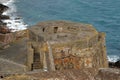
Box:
28;21;108;71
0;4;10;34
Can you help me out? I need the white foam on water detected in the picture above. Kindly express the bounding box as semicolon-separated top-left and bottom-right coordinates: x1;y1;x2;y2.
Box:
1;0;27;32
107;55;120;62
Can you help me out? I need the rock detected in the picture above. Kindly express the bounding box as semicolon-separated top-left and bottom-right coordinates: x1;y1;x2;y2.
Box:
0;68;94;80
109;60;120;68
0;26;11;34
0;44;10;50
3;75;33;80
109;61;115;68
0;4;10;34
0;4;8;15
0;15;10;19
0;33;14;46
2;44;10;49
95;68;120;80
1;68;120;80
0;20;7;25
115;60;120;68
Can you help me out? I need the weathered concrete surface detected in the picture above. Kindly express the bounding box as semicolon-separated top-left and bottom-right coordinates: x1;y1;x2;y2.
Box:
0;38;28;73
0;58;26;74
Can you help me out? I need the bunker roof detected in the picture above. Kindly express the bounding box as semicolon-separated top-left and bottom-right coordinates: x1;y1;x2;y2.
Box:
29;21;98;43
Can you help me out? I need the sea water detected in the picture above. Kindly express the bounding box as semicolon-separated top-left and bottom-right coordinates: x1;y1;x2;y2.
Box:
0;0;27;32
1;0;120;62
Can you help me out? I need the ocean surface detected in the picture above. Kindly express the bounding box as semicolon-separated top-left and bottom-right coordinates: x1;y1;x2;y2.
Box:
1;0;27;32
1;0;120;62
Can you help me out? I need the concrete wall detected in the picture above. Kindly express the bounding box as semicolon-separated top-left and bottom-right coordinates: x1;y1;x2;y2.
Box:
27;32;108;71
27;21;108;72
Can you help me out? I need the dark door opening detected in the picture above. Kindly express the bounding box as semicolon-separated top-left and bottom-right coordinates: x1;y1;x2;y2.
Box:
54;27;58;33
34;53;40;62
32;52;42;70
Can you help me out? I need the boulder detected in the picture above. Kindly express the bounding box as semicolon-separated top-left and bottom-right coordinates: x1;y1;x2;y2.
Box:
109;61;115;68
115;60;120;68
0;20;7;25
0;26;11;34
95;68;120;80
109;60;120;68
0;4;8;15
0;4;10;34
0;15;10;19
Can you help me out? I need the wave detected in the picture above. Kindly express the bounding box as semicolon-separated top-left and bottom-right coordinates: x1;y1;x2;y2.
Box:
107;55;120;62
1;0;27;32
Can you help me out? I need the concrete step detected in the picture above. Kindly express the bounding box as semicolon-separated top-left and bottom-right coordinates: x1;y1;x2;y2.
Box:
32;62;42;69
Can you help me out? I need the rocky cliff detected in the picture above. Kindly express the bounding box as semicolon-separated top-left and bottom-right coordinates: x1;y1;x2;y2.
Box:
0;4;11;50
0;4;10;34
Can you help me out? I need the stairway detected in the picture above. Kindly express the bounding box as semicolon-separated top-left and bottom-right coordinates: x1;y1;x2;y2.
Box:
32;53;42;70
32;62;42;69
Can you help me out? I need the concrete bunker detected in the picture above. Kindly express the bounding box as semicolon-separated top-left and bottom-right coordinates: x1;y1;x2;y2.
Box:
27;21;108;71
